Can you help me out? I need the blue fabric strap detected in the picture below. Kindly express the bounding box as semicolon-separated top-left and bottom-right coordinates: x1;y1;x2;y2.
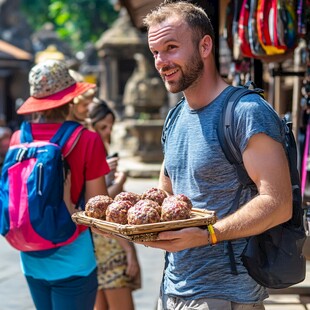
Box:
19;121;82;150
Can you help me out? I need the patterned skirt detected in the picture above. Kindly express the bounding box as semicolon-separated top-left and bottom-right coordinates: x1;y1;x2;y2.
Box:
92;233;141;291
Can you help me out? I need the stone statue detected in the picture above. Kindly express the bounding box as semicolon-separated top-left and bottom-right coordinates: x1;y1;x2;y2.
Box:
123;53;167;118
0;0;33;52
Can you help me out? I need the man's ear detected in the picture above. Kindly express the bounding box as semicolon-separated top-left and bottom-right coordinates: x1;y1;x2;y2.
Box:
200;35;213;58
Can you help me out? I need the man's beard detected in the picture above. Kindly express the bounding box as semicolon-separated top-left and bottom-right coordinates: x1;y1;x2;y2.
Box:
163;52;204;94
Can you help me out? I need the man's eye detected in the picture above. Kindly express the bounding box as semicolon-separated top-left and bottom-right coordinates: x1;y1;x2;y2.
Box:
167;45;176;50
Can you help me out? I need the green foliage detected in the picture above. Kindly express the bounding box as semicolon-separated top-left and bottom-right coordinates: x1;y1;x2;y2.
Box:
20;0;119;52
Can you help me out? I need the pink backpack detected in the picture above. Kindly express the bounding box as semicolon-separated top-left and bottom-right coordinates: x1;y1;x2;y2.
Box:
0;121;85;253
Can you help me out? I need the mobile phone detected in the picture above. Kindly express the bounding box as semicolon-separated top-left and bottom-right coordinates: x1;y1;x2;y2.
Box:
107;152;118;159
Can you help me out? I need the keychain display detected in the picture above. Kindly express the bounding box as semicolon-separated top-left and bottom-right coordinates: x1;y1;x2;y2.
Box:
224;0;304;62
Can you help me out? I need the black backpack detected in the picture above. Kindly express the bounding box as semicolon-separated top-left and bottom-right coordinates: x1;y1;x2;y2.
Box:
162;84;306;289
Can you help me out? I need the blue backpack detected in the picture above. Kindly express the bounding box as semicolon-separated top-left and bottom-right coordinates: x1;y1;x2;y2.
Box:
217;85;305;289
0;121;84;252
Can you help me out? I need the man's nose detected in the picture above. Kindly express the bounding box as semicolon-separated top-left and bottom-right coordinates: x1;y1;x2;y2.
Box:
155;53;167;71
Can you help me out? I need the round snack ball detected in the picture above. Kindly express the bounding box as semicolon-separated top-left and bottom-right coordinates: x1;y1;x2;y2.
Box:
106;200;133;224
128;204;161;225
85;195;113;219
163;194;193;211
142;187;167;205
161;200;191;222
135;199;162;216
114;191;141;205
175;194;193;210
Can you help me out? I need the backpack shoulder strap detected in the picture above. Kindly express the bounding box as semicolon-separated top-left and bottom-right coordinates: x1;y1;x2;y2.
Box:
218;84;264;164
50;121;84;157
218;84;264;275
20;121;34;143
52;121;86;210
19;121;84;151
217;84;264;194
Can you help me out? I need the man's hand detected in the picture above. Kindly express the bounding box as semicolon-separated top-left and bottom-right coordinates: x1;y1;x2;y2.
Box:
107;156;118;171
136;227;209;252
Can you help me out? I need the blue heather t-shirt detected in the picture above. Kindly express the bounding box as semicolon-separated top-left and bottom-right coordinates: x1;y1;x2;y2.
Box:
162;86;284;303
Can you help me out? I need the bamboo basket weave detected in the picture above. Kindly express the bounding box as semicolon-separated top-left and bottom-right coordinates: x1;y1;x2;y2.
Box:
72;208;216;241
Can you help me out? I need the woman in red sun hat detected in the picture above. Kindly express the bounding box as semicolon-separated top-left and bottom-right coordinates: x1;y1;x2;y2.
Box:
12;59;110;310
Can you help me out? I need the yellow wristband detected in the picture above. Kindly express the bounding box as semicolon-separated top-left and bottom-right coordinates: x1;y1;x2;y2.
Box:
208;224;217;245
207;229;211;246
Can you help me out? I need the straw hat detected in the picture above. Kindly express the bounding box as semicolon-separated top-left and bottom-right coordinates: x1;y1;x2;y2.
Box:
17;59;96;114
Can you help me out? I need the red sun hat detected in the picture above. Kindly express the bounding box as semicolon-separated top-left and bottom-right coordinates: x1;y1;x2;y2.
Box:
17;59;96;115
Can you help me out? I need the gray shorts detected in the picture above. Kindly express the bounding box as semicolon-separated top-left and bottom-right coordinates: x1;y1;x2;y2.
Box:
157;294;265;310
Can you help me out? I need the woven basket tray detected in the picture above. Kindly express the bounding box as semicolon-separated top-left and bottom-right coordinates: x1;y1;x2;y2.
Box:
72;208;217;241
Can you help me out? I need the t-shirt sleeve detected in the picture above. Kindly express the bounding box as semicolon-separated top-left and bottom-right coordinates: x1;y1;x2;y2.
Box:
234;94;284;154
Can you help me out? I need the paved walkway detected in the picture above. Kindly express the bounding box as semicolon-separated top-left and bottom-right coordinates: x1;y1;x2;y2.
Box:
1;175;310;309
0;177;164;310
0;236;164;310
